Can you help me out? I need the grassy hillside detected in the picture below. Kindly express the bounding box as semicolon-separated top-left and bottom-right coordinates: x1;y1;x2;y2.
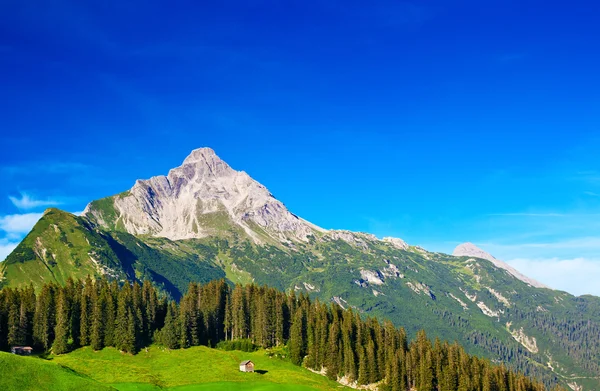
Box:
3;209;600;389
0;208;131;290
0;351;111;391
0;209;224;299
51;346;344;391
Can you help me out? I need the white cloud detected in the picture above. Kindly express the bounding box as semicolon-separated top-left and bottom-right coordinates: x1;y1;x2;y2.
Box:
0;213;43;235
478;237;600;262
9;193;61;210
507;257;600;297
487;213;567;217
0;241;18;262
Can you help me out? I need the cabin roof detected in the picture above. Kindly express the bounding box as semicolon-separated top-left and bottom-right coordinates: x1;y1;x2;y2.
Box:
240;360;253;365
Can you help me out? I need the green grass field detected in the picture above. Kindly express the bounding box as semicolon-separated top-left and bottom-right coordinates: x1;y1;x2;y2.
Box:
0;346;346;391
0;351;111;391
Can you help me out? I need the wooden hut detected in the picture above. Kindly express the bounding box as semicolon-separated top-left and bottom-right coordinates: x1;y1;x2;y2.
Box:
239;360;255;372
11;346;33;355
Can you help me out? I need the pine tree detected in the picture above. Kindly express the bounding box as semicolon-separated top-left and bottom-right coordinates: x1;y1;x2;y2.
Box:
79;277;93;346
33;284;55;350
8;303;23;347
326;320;340;380
103;283;116;348
274;293;284;346
289;307;305;366
124;308;136;353
231;284;247;340
419;349;434;391
161;301;180;349
66;278;81;347
357;345;369;385
142;280;157;343
53;289;69;354
115;283;135;353
90;288;105;351
223;293;233;341
366;337;378;384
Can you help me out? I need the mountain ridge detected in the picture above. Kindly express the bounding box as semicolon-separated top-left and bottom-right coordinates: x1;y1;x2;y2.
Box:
453;242;549;289
3;147;600;390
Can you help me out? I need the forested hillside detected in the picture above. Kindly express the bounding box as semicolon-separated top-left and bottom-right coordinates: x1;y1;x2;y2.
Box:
0;278;564;391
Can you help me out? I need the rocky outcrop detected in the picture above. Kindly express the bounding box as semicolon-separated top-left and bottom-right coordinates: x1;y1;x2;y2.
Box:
453;243;549;289
84;148;325;243
324;230;378;249
383;237;409;250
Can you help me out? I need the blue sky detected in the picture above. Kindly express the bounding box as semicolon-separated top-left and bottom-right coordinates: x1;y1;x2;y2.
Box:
1;0;600;295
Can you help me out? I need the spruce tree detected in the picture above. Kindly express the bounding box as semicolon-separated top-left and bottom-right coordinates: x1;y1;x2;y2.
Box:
53;289;69;354
326;320;340;380
357;345;369;385
7;303;23;347
33;284;55;350
289;307;305;366
115;283;133;352
79;278;93;346
90;290;105;351
419;349;434;391
161;301;180;349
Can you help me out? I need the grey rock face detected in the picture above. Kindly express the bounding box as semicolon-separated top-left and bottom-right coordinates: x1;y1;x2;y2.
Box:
84;148;325;243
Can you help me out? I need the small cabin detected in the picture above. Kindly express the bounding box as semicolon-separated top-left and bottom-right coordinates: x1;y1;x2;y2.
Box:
239;360;255;372
11;346;33;355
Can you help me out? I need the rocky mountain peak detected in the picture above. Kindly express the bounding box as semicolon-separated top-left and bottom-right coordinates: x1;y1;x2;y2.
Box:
453;242;495;262
182;147;218;163
453;242;549;289
84;147;324;243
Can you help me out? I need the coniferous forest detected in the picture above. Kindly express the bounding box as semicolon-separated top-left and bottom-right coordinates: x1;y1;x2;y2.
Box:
0;278;565;391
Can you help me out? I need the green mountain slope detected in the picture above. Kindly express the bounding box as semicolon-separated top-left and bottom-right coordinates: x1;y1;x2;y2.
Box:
4;222;599;389
0;209;224;299
2;148;599;390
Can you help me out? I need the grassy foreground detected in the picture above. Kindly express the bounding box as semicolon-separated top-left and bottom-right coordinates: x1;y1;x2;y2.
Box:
0;346;346;391
0;351;111;391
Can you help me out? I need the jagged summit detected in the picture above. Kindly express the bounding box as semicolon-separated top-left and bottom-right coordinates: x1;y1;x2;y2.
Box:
182;147;218;163
178;147;230;174
453;242;549;289
84;147;325;243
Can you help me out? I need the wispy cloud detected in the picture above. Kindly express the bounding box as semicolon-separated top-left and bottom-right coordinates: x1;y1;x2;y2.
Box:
1;161;91;176
9;193;62;210
0;213;43;236
507;257;600;296
487;213;567;217
571;170;600;184
584;191;600;197
480;237;600;253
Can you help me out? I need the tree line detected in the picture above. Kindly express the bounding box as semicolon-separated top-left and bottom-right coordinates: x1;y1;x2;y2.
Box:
0;278;564;391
